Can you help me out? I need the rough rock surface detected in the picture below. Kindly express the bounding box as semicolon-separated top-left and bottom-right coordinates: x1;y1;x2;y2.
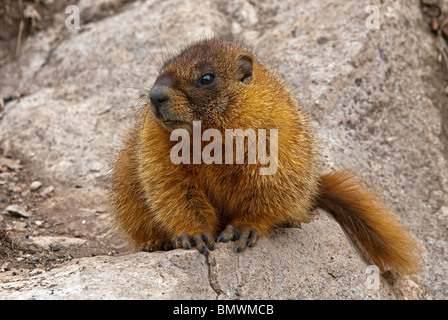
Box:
0;212;399;300
0;0;447;299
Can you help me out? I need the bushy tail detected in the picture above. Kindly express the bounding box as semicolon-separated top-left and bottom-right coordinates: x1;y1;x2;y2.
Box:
316;170;420;275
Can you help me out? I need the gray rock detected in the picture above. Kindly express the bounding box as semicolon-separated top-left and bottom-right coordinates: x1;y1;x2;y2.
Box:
5;205;31;218
29;181;42;191
0;157;22;171
0;212;404;300
31;236;88;250
40;185;54;198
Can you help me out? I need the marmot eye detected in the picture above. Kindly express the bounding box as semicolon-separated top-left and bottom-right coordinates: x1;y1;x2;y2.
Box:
199;73;215;86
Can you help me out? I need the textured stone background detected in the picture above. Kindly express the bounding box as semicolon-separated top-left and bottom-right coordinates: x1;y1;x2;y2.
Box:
0;0;446;299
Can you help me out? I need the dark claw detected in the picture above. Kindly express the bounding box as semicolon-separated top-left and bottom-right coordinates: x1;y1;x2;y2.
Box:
193;233;207;254
198;243;208;254
180;233;193;250
141;239;173;252
173;232;215;254
172;236;184;249
216;225;240;243
208;240;216;250
216;234;229;243
234;229;248;252
202;233;216;250
234;226;259;252
235;243;244;252
216;224;259;252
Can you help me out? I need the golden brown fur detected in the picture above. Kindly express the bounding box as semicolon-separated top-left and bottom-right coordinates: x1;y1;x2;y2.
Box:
110;38;419;274
317;170;420;275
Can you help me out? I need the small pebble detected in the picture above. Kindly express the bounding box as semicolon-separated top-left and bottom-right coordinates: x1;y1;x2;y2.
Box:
5;204;31;218
40;185;54;197
35;220;44;227
2;139;12;158
0;262;10;272
30;181;42;191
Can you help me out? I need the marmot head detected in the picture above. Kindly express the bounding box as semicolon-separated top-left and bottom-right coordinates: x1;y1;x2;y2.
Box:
148;38;255;132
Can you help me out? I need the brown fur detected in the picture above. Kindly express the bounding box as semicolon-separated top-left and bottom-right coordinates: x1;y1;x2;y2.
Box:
110;38;420;274
317;170;420;275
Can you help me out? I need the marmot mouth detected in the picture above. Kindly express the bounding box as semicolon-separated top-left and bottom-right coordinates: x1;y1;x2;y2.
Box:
162;119;188;129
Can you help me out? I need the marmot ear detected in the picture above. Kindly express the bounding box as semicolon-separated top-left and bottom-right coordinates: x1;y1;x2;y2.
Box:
235;54;253;84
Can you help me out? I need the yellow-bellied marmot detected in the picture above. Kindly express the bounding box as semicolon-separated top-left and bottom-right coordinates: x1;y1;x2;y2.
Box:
110;38;419;275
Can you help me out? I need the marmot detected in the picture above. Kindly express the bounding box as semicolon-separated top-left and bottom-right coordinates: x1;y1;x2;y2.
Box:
110;38;419;275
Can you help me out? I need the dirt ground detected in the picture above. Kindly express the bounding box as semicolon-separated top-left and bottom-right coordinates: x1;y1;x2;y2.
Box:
0;0;74;63
0;0;124;279
0;152;123;277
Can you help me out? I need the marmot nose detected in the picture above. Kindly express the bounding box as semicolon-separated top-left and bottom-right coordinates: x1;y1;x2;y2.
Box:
149;86;170;109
